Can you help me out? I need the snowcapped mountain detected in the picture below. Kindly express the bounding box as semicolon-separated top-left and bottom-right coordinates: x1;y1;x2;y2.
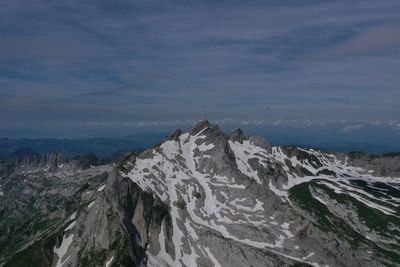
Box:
1;120;399;267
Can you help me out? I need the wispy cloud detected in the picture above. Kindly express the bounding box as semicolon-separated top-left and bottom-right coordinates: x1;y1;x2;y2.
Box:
78;118;400;135
341;124;363;133
0;0;399;138
312;24;400;60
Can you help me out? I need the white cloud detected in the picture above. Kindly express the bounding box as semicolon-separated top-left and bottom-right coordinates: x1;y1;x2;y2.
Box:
341;124;363;133
80;119;196;128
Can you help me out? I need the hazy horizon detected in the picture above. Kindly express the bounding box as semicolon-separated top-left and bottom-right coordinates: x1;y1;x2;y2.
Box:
1;0;399;151
1;118;399;154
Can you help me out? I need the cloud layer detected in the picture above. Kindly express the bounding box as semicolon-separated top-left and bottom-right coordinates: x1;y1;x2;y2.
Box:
0;0;399;139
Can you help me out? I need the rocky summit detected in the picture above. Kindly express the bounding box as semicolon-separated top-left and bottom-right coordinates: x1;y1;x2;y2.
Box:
1;120;399;267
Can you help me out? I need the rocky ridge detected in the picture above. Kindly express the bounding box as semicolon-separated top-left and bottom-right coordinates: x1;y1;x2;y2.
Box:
1;120;399;267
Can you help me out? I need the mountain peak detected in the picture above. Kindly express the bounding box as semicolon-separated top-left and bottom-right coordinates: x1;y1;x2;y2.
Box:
189;119;211;131
250;136;272;152
229;128;247;143
166;129;182;141
8;147;40;160
188;119;221;136
2;120;400;267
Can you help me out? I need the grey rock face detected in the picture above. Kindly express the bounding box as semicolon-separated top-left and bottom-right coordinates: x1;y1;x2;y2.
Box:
1;120;399;267
0;152;109;266
117;120;400;267
229;128;247;143
335;151;400;177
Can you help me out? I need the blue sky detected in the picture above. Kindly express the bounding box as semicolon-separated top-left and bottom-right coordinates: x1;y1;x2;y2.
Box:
0;0;399;149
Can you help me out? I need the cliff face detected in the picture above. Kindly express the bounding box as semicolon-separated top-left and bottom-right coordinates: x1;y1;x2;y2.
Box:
0;153;170;267
61;168;171;267
0;150;110;267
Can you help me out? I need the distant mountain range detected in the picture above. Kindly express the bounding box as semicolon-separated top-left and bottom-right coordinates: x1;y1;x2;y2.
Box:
0;133;166;159
1;125;399;160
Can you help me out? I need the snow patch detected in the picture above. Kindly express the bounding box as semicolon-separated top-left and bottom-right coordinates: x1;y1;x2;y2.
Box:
312;195;327;205
69;212;77;220
97;184;106;192
198;142;215;152
302;252;315;260
160;140;179;159
53;234;74;267
88;201;96;209
65;221;76;231
105;256;114;267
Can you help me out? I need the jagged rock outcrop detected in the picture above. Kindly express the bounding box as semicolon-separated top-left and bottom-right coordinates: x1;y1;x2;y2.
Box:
117;120;399;267
0;151;109;266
